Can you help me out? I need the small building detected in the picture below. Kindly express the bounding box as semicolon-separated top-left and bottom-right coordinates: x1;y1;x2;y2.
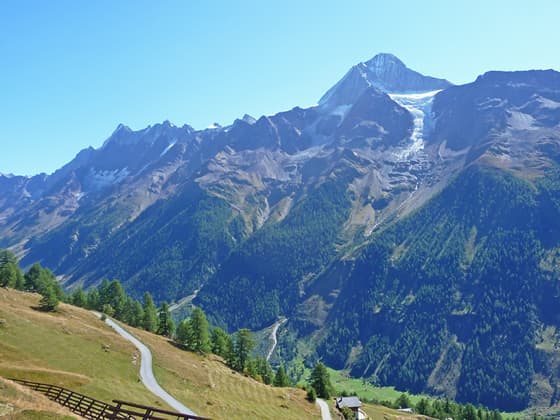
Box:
335;396;367;419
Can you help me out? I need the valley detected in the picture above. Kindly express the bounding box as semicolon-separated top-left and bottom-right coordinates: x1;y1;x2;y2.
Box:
2;53;560;414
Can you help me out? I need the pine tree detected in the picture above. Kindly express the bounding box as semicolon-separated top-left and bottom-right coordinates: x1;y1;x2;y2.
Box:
98;279;111;307
246;358;259;380
176;319;193;346
71;287;87;307
107;280;126;319
39;284;59;311
416;398;431;415
24;263;64;301
102;303;115;317
310;362;333;399
14;268;24;290
24;263;45;292
0;262;18;288
189;307;210;353
273;365;290;387
256;357;274;385
142;292;158;332
0;250;19;288
157;301;174;337
396;393;411;409
225;334;237;370
210;326;229;357
86;288;100;310
131;300;144;327
234;328;255;372
306;386;317;402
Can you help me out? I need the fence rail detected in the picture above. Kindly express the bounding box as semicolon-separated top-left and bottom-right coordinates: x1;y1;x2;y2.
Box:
7;378;209;420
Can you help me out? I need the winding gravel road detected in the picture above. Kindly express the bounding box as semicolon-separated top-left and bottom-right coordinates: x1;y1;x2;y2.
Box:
96;313;198;416
316;398;332;420
98;312;329;419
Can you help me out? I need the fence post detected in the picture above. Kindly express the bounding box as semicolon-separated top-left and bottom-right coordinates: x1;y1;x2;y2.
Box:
109;401;122;420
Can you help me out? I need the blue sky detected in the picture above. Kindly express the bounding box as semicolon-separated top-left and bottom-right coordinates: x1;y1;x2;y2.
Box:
1;0;559;175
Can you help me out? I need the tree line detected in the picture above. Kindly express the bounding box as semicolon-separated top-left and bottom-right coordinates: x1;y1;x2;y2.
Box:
0;249;63;311
0;249;333;398
3;247;530;416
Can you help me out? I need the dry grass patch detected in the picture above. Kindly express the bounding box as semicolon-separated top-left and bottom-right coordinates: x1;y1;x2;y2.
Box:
0;377;78;419
130;325;319;420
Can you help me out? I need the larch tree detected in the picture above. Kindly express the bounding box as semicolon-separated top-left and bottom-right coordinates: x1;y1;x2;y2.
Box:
142;292;158;332
310;362;333;399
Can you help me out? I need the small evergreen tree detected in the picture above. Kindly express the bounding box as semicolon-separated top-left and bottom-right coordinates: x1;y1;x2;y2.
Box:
14;268;25;290
396;393;411;409
310;362;333;399
39;284;59;311
0;250;20;288
234;328;255;372
102;303;115;317
306;386;317;402
0;262;18;288
176;319;193;346
416;398;431;415
273;365;290;387
107;279;127;319
157;301;174;337
256;357;274;385
0;249;17;265
142;292;158;332
86;288;100;310
189;307;210;353
210;326;229;357
246;358;260;380
131;300;144;327
71;287;87;308
98;279;111;307
225;334;237;370
24;263;46;292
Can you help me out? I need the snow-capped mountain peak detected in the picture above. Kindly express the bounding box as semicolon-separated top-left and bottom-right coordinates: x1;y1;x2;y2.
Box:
319;53;453;109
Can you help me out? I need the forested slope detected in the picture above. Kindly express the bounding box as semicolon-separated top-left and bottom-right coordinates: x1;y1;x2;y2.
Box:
315;165;560;411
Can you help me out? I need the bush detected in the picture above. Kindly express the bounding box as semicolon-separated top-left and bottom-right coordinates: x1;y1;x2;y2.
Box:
340;406;355;420
306;387;317;402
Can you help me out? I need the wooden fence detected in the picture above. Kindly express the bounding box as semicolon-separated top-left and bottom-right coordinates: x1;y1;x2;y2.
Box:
8;378;209;420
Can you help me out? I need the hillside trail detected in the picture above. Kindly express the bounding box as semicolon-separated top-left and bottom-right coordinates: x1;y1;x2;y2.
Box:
316;398;332;420
94;312;198;416
97;312;330;419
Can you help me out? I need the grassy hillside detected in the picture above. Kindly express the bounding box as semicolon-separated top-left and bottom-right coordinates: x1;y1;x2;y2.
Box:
129;326;318;420
0;288;159;406
0;288;318;419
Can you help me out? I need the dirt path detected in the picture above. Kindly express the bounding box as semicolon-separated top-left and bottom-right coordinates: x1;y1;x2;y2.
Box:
95;313;198;416
316;398;332;420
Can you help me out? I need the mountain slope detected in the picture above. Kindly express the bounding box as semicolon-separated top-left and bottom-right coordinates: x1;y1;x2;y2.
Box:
309;165;560;411
2;53;560;412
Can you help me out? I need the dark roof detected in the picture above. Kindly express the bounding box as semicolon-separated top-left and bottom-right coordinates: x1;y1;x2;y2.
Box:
336;396;362;409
